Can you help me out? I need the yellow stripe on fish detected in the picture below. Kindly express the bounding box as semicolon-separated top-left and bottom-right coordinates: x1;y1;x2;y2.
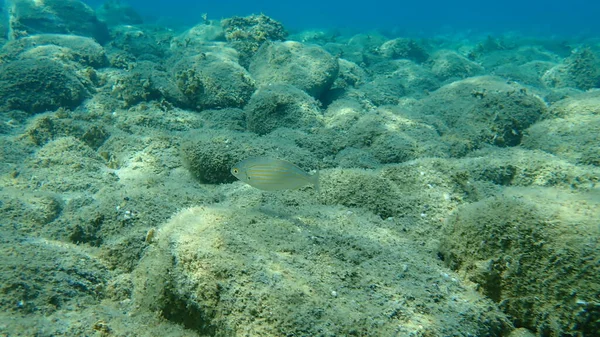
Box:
231;157;319;191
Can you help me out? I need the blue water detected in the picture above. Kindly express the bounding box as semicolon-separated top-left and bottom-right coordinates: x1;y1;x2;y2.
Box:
84;0;599;36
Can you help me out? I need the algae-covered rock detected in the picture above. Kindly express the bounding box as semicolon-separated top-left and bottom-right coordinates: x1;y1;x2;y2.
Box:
460;147;599;190
542;48;600;90
249;41;339;98
357;75;406;105
522;91;600;166
475;45;558;70
0;58;88;114
5;0;109;43
493;60;556;87
439;189;600;336
170;23;225;58
341;106;447;164
368;59;440;98
0;231;109;314
197;108;246;131
20;136;115;193
544;89;600;118
23;111;109;150
428;50;484;81
414;76;547;148
108;61;186;108
318;168;403;218
107;25;174;60
181;131;256;184
181;129;319;184
245;83;323;135
377;37;429;63
329;58;369;92
323;33;388;66
222;14;287;67
173;53;255;111
523;115;600;166
0;34;108;68
0;191;63;230
133;204;510;336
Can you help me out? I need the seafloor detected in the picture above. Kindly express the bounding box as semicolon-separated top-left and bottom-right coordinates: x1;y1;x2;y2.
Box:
0;1;599;337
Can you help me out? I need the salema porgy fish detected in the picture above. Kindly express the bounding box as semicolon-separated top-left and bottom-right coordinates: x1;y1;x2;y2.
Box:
231;157;319;191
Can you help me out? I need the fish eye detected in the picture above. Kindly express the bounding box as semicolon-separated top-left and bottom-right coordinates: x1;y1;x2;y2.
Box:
232;168;239;174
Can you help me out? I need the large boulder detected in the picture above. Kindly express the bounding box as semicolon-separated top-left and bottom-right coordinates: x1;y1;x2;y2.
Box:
522;91;600;166
5;0;109;43
244;83;323;135
413;76;547;149
440;190;600;336
249;41;339;99
428;50;484;81
222;14;287;67
0;58;88;113
0;34;108;68
173;53;255;111
133;204;510;336
542;48;600;90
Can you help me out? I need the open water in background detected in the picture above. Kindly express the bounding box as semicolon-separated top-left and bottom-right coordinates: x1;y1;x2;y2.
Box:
82;0;600;36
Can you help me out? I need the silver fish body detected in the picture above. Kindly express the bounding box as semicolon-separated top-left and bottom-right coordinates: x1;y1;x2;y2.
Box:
231;157;319;191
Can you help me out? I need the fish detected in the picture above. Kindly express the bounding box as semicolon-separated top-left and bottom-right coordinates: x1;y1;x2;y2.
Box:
231;157;319;191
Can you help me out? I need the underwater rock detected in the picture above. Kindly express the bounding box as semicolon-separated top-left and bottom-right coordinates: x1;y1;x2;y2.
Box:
0;34;108;68
319;168;403;218
476;45;558;70
324;33;388;66
197;107;246;131
357;76;406;106
439;190;600;336
172;23;225;46
459;147;599;189
414;76;547;148
22;136;116;193
181;129;319;184
545;89;600;118
107;61;186;108
343;106;448;164
244;83;323;135
5;0;109;44
107;25;174;60
542;48;600;90
428;50;484;81
0;7;7;45
173;53;255;111
377;37;429;63
249;41;339;99
169;24;226;60
23;111;95;147
333;147;380;169
0;58;89;114
323;58;369;104
133;204;509;336
493;60;556;87
330;58;369;90
181;130;258;184
523;114;600;166
367;59;440;99
0;232;109;314
522;91;600;166
287;29;340;45
0;191;63;229
222;14;287;67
